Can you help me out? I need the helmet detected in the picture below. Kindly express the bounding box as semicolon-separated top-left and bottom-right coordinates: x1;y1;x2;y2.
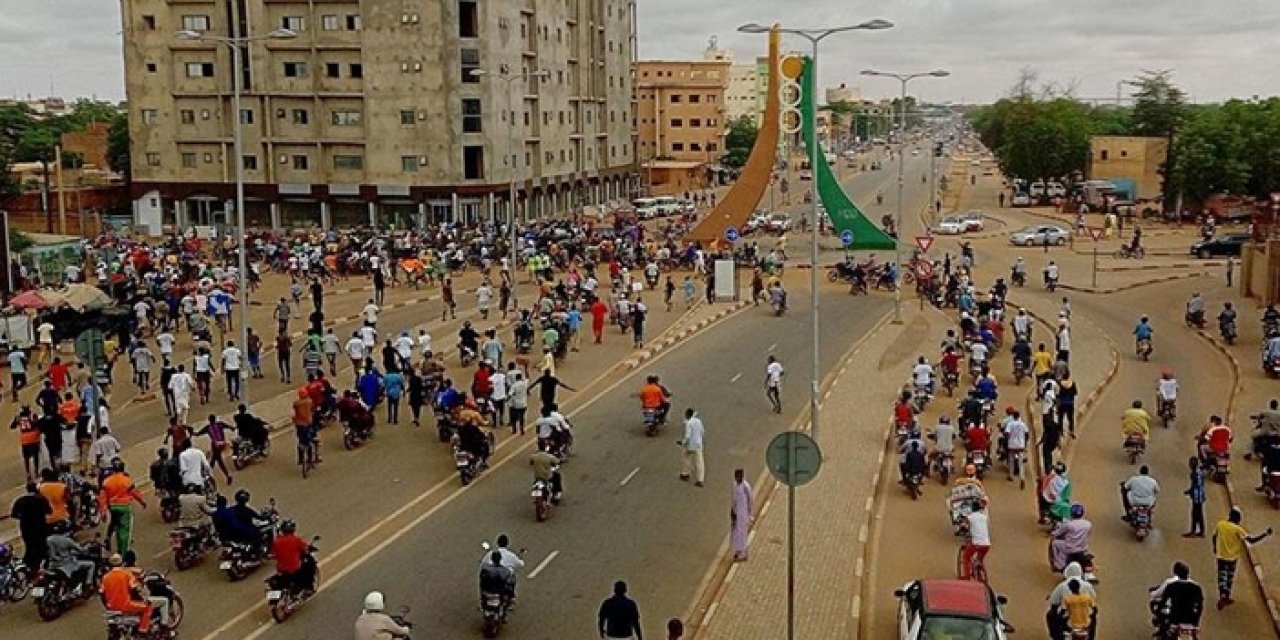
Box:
108;553;123;567
363;591;385;612
964;464;977;476
1005;406;1016;415
1070;503;1085;519
1140;315;1149;322
234;489;251;505
1161;370;1173;380
939;415;951;423
279;519;297;534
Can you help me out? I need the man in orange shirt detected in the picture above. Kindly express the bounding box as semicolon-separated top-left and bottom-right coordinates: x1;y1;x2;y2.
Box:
37;468;70;531
292;389;317;466
99;459;147;554
58;393;82;426
11;406;42;479
99;553;154;633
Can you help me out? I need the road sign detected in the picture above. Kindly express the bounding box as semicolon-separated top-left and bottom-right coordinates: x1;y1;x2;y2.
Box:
914;235;934;254
1088;226;1104;241
839;229;854;247
766;431;822;487
724;226;740;243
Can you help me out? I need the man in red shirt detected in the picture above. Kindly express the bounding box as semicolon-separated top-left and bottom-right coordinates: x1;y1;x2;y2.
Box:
1199;415;1233;461
590;298;609;344
271;519;315;594
939;348;963;376
48;358;71;391
965;422;991;454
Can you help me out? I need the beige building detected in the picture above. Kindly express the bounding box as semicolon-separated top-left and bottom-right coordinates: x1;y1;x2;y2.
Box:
825;83;860;105
1089;135;1168;200
635;59;729;194
119;0;637;234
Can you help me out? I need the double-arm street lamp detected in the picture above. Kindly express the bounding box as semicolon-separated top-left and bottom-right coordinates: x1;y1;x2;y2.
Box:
859;68;949;323
177;27;296;404
470;67;552;307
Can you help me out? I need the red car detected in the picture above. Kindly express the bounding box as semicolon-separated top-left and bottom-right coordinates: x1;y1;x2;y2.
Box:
894;579;1012;640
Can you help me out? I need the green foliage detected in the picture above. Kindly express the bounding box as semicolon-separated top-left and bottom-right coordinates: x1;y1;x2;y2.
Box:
1129;70;1186;138
1169;98;1280;203
723;115;759;169
969;97;1109;181
8;229;32;253
107;112;130;179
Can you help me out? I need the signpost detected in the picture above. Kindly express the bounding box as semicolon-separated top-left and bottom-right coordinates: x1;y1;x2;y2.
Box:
1088;226;1104;287
74;328;106;429
914;235;934;254
724;226;740;244
766;431;823;640
839;229;854;248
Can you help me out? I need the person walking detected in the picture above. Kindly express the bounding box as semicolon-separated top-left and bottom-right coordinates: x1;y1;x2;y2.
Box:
1182;456;1207;538
276;331;293;384
247;329;264;379
10;482;51;570
730;468;754;561
168;365;194;426
597;580;643;640
508;367;529;435
764;355;784;413
221;340;243;401
590;297;609;344
1212;506;1272;609
477;279;493;320
631;298;648;349
1226;257;1234;287
678;408;705;487
1057;372;1078;438
441;278;457;321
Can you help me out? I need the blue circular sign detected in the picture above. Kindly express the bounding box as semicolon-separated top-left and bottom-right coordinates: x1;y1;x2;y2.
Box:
725;226;740;242
840;229;854;246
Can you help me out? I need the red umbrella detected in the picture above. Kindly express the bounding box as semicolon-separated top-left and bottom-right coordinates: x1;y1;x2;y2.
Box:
9;290;50;310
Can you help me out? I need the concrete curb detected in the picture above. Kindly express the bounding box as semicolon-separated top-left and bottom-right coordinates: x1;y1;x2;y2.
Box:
621;300;750;371
1192;329;1280;637
1059;270;1210;295
1097;261;1225;273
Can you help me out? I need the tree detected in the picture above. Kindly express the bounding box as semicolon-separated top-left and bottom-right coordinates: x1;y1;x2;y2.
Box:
107;111;130;180
1129;70;1186;137
64;99;120;130
723;115;759;169
0;103;35;207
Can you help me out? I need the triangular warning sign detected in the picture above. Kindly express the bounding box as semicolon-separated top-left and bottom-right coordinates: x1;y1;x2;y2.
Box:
915;236;934;253
1088;227;1104;241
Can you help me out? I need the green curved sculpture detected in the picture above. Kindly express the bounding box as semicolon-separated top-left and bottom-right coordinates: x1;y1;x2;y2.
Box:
800;57;896;250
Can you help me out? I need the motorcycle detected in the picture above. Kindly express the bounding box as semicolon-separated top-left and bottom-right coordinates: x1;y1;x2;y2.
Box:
31;538;107;621
771;297;786;316
0;552;30;605
453;441;486;486
1221;319;1237;345
1127;503;1154;541
70;475;102;531
532;467;559;522
1011;269;1027;287
1050;545;1099;583
105;570;185;640
480;590;511;638
1124;434;1147;463
169;524;220;571
1137;338;1154;361
1205;451;1230;483
1157;398;1176;429
932;452;954;485
1265;353;1280;379
1115;245;1145;259
219;502;280;581
903;471;924;500
1185;309;1206;329
894;420;916;449
342;419;373;450
435;408;458;443
1150;593;1199;640
231;436;271;470
966;449;990;479
1045;275;1058;293
941;370;959;397
1012;359;1028;385
911;384;931;413
642;406;669;437
158;488;181;525
265;537;320;623
1264;470;1280;509
459;343;477;367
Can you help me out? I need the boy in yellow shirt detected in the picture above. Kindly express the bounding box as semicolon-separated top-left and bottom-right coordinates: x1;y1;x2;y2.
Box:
1213;507;1273;609
1062;579;1095;633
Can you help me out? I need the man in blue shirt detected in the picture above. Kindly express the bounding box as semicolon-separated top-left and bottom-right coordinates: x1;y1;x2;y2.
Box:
567;305;583;352
1134;315;1154;352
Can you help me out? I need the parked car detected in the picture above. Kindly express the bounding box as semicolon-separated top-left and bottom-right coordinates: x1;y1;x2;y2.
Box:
894;579;1011;640
1010;192;1031;207
744;211;770;233
1009;224;1069;246
765;213;793;233
934;216;965;235
1191;232;1251;258
799;169;813;181
1028;181;1047;198
1047;181;1067;198
958;211;985;232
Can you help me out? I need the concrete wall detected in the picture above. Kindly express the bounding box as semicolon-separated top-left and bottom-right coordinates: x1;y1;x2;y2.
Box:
1088;135;1167;200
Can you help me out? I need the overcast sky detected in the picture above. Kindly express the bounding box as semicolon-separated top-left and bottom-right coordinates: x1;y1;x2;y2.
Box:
3;0;1279;105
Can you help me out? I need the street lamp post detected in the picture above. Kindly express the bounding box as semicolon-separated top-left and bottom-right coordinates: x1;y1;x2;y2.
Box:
471;68;551;308
737;22;892;640
178;27;296;405
859;68;949;324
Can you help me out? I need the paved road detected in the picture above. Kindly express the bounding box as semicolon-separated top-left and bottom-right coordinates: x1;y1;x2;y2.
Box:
864;167;1273;638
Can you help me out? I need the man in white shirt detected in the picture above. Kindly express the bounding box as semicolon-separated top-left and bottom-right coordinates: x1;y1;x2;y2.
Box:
1157;372;1178;417
35;320;54;369
394;332;414;368
678;408;706;486
477;281;493;320
358;325;378;350
361;300;379;328
969;340;989;366
960;502;991;580
1002;411;1030;482
177;442;212;489
1056;326;1071;364
133;299;152;335
417;330;433;360
345;332;367;371
1121;465;1161;521
156;330;176;359
765;356;784;413
168;364;195;425
132;342;155;391
1012;309;1032;341
221;341;243;401
911;356;934;392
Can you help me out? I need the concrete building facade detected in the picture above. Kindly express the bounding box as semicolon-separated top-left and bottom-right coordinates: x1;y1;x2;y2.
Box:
635;59;729;176
119;0;638;235
1088;135;1168;201
825;83;860;105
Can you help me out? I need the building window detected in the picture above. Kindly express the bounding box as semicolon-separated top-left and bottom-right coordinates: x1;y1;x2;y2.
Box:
349;63;363;78
462;98;482;133
671;118;683;127
239;109;254;124
525;152;532;166
181;15;210;31
333;155;364;170
707;94;717;103
146;63;157;73
707;142;717;152
1120;149;1128;158
460;48;480;83
292;109;309;124
672;143;684;151
670;94;682;103
292;154;309;170
463;146;485;179
690;142;702;151
689;94;701;103
243;155;258;170
322;15;339;30
401;156;420;172
281;16;305;31
283;61;308;77
400;110;416;125
325;62;340;78
331;110;362;126
558;111;565;126
141;109;158;124
142;15;156;29
179;109;194;124
1100;150;1109;161
345;14;361;30
690;118;701;127
524;111;530;126
459;2;478;37
203;153;214;164
146;152;160;166
185;62;214;77
181;153;197;168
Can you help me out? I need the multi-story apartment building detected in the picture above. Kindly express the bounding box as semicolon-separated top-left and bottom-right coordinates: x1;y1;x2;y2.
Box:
635;60;728;163
120;0;637;234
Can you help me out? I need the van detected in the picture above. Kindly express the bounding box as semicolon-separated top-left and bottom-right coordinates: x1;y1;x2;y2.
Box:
1029;181;1047;198
653;196;681;216
632;197;658;219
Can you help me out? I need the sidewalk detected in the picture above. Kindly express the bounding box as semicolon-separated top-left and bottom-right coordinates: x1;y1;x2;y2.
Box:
690;303;917;640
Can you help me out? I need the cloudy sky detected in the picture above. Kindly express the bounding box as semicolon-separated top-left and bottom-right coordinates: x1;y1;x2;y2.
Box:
3;0;1280;104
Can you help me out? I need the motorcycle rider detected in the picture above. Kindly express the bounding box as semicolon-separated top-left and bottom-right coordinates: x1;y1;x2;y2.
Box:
1156;371;1179;418
1047;562;1097;640
1250;399;1280;461
534;404;572;458
99;552;165;636
177;486;213;531
458;321;480;361
1150;561;1204;634
1219;301;1238;340
1050;503;1093;572
1043;261;1059;288
1185;292;1206;326
478;551;515;603
270;519;316;596
1011;336;1032;376
148;448;181;505
354;591;412;640
939;347;963;387
768;280;787;312
212;490;266;551
1134;315;1155;353
958;391;985;431
928;415;957;470
1264;331;1280;368
531;441;564;503
1197;415;1232;466
46;532;97;596
1120;465;1161;522
899;439;927;485
1122;399;1152;446
911;356;934;395
233;404;269;454
456;403;492;467
1062;579;1096;638
639;375;672;424
1011;257;1027;286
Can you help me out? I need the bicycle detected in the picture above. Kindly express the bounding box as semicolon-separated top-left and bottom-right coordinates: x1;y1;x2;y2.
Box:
296;427;319;479
956;538;989;585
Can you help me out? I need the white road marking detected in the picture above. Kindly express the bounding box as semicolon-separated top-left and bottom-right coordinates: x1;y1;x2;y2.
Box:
729;372;743;384
768;343;777;351
526;550;560;579
619;467;641;486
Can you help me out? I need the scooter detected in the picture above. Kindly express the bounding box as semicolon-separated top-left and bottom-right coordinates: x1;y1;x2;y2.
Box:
1137;338;1154;361
532;467;559;522
169;524;220;571
231;436;271;470
932;452;954;485
1221;318;1237;345
105;570;185;639
1127;502;1154;541
1185;309;1206;329
1124;434;1147;463
265;537;320;623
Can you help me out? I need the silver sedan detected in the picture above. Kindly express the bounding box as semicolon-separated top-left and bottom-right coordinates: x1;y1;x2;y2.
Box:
1009;224;1069;246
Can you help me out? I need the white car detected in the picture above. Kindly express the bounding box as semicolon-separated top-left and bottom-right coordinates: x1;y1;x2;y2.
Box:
1010;192;1031;207
959;211;985;232
799;169;813;181
935;216;965;235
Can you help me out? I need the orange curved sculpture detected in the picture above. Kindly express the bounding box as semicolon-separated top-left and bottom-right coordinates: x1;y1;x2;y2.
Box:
686;26;782;243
